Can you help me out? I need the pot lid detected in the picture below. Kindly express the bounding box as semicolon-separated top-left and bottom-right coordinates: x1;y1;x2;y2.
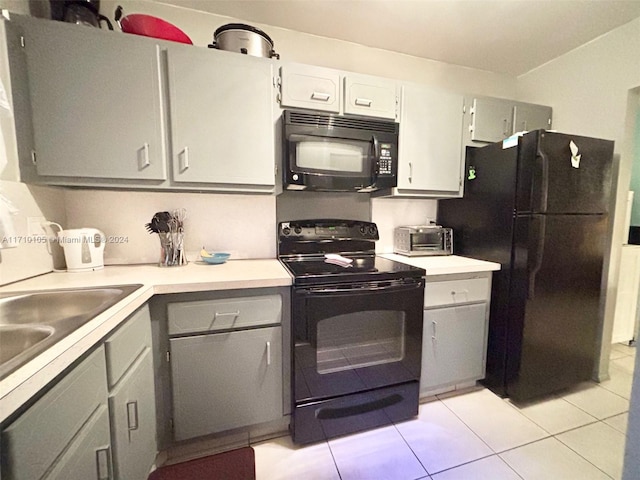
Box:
213;23;274;45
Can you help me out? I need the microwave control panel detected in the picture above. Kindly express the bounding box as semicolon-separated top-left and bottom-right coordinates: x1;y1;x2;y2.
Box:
379;143;393;175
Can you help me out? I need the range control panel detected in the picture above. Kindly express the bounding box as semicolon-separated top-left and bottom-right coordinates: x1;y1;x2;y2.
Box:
279;219;378;240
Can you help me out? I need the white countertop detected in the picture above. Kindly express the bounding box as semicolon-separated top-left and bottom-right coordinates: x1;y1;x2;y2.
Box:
0;260;292;423
381;254;501;275
0;254;498;424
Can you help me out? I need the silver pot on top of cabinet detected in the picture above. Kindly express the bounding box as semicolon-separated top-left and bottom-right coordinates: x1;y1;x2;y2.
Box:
208;23;280;59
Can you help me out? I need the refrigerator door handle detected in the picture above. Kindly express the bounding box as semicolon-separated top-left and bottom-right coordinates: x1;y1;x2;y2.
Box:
534;148;550;213
528;215;546;299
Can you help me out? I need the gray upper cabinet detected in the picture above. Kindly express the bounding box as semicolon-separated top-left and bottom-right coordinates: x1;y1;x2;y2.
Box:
469;97;514;143
279;63;398;120
343;73;397;120
279;64;341;113
9;16;166;182
167;46;276;191
4;14;277;193
468;95;552;144
512;102;552;133
377;83;464;198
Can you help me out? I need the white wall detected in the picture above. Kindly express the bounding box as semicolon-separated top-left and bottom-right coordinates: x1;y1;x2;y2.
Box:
517;17;640;146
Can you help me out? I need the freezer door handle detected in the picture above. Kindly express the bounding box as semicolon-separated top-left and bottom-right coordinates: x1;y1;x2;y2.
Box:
533;148;550;213
528;215;546;298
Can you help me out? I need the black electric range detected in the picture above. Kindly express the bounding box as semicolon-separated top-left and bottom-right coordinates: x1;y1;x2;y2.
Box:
278;219;426;444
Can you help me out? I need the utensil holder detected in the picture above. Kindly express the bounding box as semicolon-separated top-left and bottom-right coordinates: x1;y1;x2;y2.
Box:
158;231;187;267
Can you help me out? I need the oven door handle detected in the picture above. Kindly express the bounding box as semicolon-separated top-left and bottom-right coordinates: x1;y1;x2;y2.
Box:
300;280;423;295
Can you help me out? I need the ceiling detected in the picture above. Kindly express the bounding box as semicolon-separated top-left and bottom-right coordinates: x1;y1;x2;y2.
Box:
158;0;640;76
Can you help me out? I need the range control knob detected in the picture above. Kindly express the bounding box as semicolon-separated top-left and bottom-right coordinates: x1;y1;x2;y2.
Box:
294;226;302;235
368;226;377;236
359;225;367;235
282;227;291;236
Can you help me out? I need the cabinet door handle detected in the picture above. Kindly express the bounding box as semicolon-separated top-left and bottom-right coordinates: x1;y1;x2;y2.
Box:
266;341;271;366
209;310;240;329
355;97;373;107
311;91;331;101
408;162;413;183
127;400;139;431
179;147;190;171
95;447;111;480
432;320;437;340
138;143;150;170
451;289;469;301
503;118;510;137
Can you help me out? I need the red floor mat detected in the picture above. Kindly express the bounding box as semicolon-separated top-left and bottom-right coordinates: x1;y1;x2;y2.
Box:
148;446;256;480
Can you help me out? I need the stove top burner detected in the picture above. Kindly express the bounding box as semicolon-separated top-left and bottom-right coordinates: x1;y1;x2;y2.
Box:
278;219;425;285
280;253;424;286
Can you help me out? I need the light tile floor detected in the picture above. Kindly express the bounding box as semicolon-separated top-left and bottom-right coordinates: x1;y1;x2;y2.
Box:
253;343;636;480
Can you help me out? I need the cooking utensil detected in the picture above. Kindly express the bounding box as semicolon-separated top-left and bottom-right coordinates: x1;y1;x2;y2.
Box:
115;5;192;44
208;23;279;58
145;211;172;234
146;210;187;267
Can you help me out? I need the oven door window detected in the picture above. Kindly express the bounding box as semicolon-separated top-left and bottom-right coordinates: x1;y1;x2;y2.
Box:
290;135;373;177
317;311;405;374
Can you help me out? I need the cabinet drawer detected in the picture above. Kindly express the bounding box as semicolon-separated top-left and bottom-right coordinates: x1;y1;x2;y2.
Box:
424;276;490;308
1;346;107;480
104;305;152;388
168;294;282;335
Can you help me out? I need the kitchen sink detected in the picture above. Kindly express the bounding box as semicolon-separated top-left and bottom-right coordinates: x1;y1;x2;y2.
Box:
0;285;142;380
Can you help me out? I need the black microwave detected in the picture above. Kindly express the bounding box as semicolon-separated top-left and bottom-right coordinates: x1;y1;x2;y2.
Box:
283;110;399;192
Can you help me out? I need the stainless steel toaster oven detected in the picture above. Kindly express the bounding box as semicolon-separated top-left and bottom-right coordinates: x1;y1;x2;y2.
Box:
394;225;453;256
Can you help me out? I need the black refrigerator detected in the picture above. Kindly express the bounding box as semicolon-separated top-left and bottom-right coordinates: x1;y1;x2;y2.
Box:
438;130;614;402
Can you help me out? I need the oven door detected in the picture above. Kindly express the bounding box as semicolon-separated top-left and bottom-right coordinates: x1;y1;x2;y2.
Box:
292;278;424;403
291;277;424;443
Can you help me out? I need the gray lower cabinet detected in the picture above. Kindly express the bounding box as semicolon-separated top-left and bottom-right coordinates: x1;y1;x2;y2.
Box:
105;305;157;480
42;405;112;480
420;273;491;396
0;305;157;480
170;326;283;441
108;349;156;480
421;304;487;393
1;346;111;480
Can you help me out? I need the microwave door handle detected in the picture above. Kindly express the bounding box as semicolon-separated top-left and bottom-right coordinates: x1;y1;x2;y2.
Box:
369;135;380;186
